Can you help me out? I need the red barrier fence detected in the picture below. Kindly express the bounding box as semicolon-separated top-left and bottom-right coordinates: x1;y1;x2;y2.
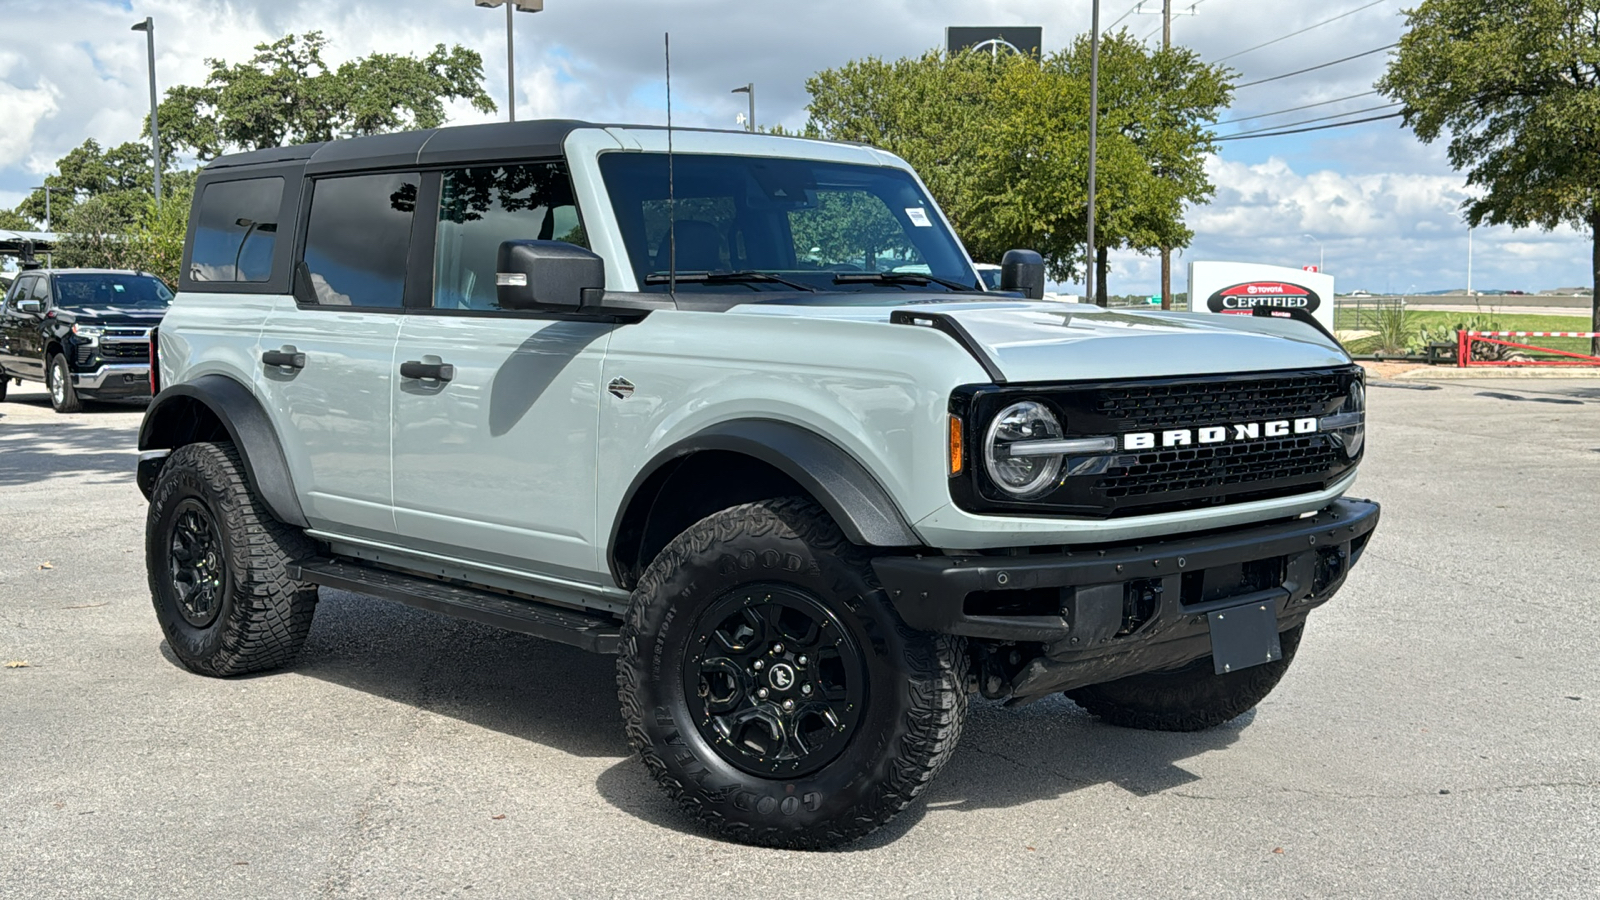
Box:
1456;331;1600;367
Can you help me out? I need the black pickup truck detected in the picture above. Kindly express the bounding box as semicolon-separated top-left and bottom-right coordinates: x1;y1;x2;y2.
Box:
0;268;171;412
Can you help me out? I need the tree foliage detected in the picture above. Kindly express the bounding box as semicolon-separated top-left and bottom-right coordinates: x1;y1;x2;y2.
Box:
800;35;1231;285
153;32;497;160
51;186;193;285
1378;0;1600;345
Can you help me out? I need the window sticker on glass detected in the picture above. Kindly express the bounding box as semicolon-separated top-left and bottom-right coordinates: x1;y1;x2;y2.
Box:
906;207;932;227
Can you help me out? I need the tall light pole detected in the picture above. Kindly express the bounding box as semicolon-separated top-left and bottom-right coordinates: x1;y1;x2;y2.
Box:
731;83;754;132
131;17;162;208
1466;224;1473;297
474;0;544;122
29;186;85;233
1087;0;1101;306
1302;233;1324;271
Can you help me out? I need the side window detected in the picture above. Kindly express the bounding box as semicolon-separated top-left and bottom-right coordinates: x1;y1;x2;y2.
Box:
433;162;585;310
190;177;285;283
300;172;419;309
31;276;51;304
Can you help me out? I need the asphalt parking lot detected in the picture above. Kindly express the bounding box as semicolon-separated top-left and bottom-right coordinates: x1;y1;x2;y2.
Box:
1;377;1596;899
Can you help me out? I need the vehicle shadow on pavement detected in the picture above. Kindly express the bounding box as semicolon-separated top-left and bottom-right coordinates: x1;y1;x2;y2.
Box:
282;589;630;759
189;588;1250;849
0;415;141;487
590;688;1249;850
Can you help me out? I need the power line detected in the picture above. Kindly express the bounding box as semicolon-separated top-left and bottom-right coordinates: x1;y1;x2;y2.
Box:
1214;0;1392;62
1236;43;1398;89
1106;1;1146;31
1140;0;1208;42
1213;111;1403;141
1221;102;1401;138
1215;90;1379;126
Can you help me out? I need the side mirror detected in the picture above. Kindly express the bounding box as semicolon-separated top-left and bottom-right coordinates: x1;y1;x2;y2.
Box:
16;299;42;315
1000;249;1046;300
496;240;605;311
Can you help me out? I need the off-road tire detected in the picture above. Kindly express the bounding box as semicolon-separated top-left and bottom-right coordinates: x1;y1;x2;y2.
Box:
46;354;80;413
1066;625;1305;732
146;441;318;677
617;497;967;850
0;372;8;402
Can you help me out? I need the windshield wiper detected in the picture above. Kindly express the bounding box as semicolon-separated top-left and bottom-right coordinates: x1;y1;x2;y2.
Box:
832;272;981;292
645;270;817;292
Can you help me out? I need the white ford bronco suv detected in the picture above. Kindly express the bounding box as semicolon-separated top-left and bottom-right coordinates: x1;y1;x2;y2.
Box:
138;120;1378;849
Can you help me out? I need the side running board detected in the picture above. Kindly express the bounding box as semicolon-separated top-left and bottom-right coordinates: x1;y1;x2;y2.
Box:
290;558;621;654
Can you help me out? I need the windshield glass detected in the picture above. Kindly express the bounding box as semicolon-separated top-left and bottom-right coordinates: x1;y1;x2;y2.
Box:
599;153;979;293
53;273;173;308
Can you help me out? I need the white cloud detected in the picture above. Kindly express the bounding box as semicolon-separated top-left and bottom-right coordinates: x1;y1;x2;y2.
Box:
0;0;1591;293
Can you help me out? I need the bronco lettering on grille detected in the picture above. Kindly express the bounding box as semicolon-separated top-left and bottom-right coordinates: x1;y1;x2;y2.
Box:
1124;417;1319;451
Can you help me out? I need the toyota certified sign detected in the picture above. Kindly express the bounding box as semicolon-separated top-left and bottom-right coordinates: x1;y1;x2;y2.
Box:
1206;281;1323;315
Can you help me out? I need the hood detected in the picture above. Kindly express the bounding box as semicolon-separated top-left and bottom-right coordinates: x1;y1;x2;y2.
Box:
730;298;1350;382
56;305;167;328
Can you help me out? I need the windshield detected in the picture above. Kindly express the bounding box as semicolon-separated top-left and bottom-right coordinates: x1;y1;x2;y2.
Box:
53;273;173;308
599;153;980;293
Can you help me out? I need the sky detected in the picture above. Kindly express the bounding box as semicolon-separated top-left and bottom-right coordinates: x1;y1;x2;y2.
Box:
0;0;1591;296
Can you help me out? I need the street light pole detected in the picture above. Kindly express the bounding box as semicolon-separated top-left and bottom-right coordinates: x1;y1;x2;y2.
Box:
1303;233;1324;271
131;17;162;208
731;83;754;132
1087;0;1101;306
474;0;544;122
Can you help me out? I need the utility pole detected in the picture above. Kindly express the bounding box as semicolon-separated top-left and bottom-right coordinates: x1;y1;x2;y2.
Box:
1140;0;1199;309
1087;0;1101;306
1466;225;1473;298
131;18;162;208
731;83;755;132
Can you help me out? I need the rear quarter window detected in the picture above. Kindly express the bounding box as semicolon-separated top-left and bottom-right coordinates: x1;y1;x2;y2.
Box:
189;177;285;284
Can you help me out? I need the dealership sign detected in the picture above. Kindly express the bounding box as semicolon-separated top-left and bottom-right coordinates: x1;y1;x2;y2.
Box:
1188;261;1335;333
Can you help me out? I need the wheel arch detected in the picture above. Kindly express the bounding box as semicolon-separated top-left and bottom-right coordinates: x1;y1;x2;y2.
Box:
607;419;922;590
137;374;308;528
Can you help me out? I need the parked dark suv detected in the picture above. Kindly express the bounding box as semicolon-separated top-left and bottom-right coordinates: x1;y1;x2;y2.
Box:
0;268;171;412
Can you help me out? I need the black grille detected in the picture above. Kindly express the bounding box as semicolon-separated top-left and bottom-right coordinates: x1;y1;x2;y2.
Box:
951;366;1362;518
1093;371;1348;432
1096;434;1343;498
99;341;150;361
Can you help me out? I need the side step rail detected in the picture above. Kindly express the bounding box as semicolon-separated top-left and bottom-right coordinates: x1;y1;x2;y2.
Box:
290;558;622;654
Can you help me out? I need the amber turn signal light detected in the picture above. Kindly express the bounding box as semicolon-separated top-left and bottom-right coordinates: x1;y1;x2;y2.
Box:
948;415;964;475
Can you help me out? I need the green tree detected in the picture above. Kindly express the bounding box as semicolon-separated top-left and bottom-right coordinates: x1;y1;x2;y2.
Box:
153;32;497;160
800;36;1230;293
15;139;169;229
0;209;35;231
52;196;136;270
1378;0;1600;351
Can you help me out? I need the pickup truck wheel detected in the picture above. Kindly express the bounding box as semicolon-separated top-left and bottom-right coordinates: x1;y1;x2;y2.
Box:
146;442;318;677
617;497;967;850
46;354;81;413
1066;625;1304;732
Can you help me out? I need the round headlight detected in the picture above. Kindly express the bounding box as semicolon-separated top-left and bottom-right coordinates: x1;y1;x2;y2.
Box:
984;401;1064;498
1344;380;1366;457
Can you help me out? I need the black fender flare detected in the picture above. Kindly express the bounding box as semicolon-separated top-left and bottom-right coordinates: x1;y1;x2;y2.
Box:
137;374;308;528
608;419;922;582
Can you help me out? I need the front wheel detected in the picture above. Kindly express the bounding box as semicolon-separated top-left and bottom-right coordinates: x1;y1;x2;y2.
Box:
46;354;80;413
617;497;967;849
1066;625;1304;732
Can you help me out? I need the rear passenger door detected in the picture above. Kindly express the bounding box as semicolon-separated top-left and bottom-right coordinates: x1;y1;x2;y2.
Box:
390;161;613;584
254;171;420;538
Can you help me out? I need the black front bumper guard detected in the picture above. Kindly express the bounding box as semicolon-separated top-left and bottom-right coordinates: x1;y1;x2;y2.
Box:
872;498;1380;701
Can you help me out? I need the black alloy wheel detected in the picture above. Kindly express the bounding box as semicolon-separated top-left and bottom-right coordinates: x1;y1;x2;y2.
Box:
685;584;866;778
167;499;228;628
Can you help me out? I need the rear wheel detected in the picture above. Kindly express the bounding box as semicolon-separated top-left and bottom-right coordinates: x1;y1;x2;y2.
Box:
617;497;967;849
1066;625;1304;732
46;354;80;413
146;442;318;677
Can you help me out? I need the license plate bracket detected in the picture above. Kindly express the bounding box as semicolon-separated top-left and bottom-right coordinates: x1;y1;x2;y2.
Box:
1207;600;1282;675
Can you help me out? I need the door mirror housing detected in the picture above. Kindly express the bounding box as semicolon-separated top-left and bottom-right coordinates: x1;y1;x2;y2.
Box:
1000;249;1046;300
496;240;605;311
16;298;42;315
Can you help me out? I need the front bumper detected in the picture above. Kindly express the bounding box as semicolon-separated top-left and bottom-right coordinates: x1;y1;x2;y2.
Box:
72;363;151;395
873;498;1380;700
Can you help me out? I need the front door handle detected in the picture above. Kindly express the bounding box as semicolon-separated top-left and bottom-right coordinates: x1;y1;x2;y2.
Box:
262;347;306;369
400;360;454;382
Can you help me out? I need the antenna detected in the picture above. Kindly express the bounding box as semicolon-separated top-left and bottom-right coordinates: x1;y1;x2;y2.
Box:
665;32;676;296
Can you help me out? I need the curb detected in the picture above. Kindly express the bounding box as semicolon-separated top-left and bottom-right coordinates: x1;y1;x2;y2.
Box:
1393;366;1600;380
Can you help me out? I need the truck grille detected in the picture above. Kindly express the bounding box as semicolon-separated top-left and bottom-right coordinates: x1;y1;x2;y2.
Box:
953;366;1363;518
99;341;150;361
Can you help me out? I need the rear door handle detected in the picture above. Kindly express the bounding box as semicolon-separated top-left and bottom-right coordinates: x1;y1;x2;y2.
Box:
262;347;306;369
400;360;454;382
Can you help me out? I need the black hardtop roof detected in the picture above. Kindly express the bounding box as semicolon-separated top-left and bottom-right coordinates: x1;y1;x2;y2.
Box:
203;119;856;175
35;268;158;277
205;119;596;174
